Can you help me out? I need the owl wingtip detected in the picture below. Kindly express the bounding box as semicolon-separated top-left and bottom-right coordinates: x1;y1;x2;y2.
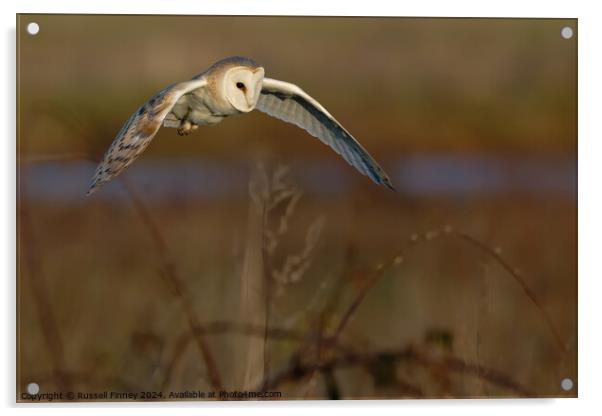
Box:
380;175;396;192
86;180;99;196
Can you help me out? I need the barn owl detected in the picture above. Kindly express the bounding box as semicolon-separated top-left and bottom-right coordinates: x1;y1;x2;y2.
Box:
87;56;394;195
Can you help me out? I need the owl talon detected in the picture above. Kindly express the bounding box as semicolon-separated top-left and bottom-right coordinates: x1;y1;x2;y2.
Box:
177;121;197;136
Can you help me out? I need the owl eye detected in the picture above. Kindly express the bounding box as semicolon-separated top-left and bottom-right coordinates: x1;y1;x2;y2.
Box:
236;82;246;91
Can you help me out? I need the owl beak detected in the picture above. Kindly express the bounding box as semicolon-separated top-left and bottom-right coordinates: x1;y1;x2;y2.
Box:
244;95;254;111
243;68;264;111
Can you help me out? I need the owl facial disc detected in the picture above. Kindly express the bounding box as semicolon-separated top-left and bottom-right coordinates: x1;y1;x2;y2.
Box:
223;66;265;113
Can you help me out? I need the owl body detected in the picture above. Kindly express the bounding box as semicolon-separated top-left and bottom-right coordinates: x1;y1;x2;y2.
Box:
164;57;264;132
164;89;228;129
87;56;394;194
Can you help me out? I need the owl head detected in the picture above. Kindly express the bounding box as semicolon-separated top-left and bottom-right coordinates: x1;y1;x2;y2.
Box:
210;56;265;113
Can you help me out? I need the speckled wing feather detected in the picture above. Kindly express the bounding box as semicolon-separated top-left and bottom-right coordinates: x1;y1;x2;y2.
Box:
87;78;207;195
256;78;394;190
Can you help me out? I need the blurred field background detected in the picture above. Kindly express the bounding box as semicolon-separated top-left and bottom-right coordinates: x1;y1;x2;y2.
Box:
17;15;576;400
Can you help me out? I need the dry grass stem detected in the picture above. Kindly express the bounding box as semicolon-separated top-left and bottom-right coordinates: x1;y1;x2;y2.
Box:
121;179;224;392
19;201;73;392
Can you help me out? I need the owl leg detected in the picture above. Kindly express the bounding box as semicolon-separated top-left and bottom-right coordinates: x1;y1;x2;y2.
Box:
177;120;195;136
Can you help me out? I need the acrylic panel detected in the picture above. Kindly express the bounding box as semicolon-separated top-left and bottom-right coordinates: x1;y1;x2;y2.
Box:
16;15;577;402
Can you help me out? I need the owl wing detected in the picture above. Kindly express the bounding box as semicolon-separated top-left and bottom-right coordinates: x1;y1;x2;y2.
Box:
256;77;394;190
87;78;207;195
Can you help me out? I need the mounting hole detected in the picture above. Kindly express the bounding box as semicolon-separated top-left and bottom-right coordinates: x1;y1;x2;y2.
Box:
560;26;573;39
26;22;40;36
26;382;40;395
560;378;574;391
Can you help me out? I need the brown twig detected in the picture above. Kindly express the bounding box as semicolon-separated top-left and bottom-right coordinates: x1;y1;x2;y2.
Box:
332;267;384;340
332;249;406;341
18;202;73;393
194;320;309;341
261;201;273;390
431;354;532;396
161;321;352;391
160;332;194;391
262;346;531;397
17;129;74;393
331;227;567;356
121;179;224;392
452;231;567;354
